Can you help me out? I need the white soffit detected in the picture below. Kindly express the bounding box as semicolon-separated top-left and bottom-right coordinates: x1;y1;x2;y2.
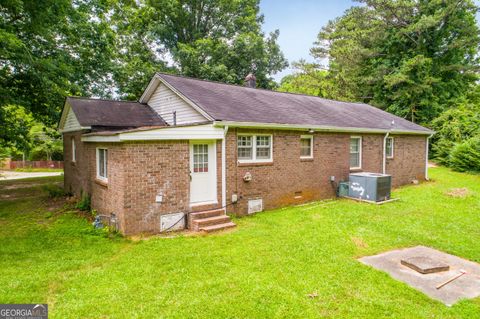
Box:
81;124;224;142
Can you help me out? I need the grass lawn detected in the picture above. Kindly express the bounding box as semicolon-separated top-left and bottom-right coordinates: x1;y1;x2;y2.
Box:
1;167;479;318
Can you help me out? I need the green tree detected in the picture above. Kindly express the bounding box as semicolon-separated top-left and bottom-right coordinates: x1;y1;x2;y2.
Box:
278;61;334;97
28;123;63;161
0;105;34;157
431;87;480;164
448;135;480;172
0;0;117;142
145;0;288;90
311;0;480;125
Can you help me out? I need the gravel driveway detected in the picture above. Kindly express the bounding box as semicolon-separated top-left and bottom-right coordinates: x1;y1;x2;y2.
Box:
0;170;63;180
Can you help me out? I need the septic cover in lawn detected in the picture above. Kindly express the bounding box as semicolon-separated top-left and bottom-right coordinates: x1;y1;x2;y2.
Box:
359;246;480;306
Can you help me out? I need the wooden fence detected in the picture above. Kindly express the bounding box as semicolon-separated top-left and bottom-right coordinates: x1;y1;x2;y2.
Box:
8;160;64;169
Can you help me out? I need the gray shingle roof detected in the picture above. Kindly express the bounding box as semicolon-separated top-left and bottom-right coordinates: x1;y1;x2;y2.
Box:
67;97;166;129
157;73;433;134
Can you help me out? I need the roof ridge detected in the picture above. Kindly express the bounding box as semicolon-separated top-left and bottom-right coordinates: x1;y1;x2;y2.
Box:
67;96;145;104
155;72;367;106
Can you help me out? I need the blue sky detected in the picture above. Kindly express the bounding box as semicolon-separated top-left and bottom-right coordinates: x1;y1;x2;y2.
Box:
260;0;480;82
260;0;355;81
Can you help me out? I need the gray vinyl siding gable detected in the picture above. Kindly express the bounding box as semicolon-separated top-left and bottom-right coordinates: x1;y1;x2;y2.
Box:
147;83;206;125
63;107;82;132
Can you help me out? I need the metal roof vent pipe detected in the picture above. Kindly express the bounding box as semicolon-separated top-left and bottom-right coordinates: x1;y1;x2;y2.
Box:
244;73;256;88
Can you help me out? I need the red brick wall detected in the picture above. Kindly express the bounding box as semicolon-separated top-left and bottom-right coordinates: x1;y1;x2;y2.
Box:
87;143;126;232
225;129;427;216
63;131;91;196
120;141;191;235
360;135;383;173
64;134;127;232
63;129;427;234
386;135;426;187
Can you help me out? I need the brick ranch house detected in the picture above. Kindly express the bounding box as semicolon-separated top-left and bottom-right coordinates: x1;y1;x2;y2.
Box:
59;73;433;235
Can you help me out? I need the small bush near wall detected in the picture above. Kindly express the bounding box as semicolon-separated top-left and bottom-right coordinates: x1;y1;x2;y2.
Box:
76;192;91;211
449;136;480;173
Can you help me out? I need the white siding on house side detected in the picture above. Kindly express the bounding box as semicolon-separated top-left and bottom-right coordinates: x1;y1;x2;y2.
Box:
62;107;82;132
147;83;207;125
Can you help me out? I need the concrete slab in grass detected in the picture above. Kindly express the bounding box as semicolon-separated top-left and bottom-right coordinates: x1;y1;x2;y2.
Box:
359;246;480;306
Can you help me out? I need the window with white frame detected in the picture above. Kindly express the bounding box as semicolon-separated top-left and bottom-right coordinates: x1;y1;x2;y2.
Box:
350;137;362;169
237;134;272;162
71;137;76;162
255;136;271;159
193;144;209;172
300;135;313;158
96;148;108;181
386;137;394;158
237;135;253;160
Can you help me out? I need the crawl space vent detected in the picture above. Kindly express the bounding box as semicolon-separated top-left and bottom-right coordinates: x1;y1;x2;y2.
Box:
248;199;263;214
160;213;185;232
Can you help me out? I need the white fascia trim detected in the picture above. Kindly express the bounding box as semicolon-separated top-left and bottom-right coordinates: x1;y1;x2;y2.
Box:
139;74;214;121
213;121;433;135
81;124;225;142
82;135;120;142
58;102;70;131
139;75;159;103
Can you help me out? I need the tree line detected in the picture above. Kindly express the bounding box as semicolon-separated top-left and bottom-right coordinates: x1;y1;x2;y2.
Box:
279;0;480;172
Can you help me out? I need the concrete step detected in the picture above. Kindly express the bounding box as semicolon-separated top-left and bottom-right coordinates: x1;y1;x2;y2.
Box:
199;222;237;233
192;215;231;231
189;208;225;221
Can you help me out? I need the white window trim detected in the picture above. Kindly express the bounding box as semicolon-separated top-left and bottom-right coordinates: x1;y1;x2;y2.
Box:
71;138;76;162
237;134;273;163
386;137;394;159
350;136;362;170
96;148;108;182
300;135;314;159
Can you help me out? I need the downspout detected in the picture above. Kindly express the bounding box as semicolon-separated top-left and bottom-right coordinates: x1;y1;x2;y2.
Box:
221;125;229;208
382;132;390;174
425;134;432;181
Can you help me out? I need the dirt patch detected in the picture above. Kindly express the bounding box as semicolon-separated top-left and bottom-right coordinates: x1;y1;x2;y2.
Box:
445;188;471;198
1;181;62;190
428;161;439;168
351;236;369;249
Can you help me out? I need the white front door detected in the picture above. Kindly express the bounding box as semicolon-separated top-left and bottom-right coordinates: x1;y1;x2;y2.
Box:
189;141;217;205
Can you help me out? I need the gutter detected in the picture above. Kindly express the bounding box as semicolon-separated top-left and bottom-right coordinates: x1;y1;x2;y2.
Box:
383;132;390;174
212;121;433;136
425;134;434;180
221;126;229;208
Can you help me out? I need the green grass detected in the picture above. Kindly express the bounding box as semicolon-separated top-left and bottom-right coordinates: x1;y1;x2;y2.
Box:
1;167;479;318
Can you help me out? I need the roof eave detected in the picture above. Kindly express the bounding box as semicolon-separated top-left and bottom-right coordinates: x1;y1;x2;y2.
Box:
212;120;434;135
